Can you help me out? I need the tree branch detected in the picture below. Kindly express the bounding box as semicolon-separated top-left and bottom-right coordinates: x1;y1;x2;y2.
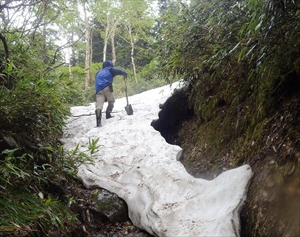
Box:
0;32;9;61
0;0;43;11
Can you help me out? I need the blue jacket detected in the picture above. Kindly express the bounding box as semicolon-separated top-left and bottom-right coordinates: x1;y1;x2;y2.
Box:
95;60;127;94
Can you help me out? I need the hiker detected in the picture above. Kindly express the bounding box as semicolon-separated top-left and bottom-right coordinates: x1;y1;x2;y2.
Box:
95;60;127;127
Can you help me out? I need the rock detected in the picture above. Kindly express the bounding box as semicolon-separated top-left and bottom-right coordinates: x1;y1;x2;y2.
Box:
90;189;129;223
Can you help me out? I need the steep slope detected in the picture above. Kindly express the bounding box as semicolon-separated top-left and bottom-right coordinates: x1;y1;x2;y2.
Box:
154;83;300;236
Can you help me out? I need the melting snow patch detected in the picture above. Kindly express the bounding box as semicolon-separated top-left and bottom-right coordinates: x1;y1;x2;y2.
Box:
61;82;252;237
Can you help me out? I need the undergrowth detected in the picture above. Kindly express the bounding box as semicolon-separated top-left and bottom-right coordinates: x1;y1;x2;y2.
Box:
0;57;99;235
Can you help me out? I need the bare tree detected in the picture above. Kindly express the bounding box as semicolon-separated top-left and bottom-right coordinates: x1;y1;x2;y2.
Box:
81;0;92;89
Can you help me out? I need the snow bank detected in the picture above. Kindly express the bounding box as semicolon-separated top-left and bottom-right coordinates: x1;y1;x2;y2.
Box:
61;82;252;236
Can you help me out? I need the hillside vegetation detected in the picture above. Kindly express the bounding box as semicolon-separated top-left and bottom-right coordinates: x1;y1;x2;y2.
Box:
155;0;300;236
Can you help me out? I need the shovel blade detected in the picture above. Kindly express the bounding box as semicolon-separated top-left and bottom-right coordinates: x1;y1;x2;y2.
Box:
125;104;133;115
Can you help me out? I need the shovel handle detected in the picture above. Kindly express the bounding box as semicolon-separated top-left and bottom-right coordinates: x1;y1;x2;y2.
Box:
124;78;129;105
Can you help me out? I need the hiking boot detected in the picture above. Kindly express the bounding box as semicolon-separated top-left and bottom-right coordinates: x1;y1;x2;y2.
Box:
95;109;102;127
106;113;114;119
106;102;114;119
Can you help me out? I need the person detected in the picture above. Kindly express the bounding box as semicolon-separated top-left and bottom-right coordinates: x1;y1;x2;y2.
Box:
95;60;127;127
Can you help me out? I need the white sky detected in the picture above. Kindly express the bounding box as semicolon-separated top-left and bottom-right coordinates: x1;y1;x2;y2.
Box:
61;82;252;236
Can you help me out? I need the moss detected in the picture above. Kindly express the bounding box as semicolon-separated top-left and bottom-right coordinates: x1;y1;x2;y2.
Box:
168;71;300;236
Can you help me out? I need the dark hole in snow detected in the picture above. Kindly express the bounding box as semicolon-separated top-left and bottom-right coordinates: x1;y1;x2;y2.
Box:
151;88;194;144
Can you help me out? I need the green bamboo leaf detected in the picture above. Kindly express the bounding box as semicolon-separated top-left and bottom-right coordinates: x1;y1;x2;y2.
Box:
45;197;52;207
238;48;246;62
3;61;14;73
0;225;18;232
2;149;18;155
255;20;262;31
245;43;257;57
228;42;241;55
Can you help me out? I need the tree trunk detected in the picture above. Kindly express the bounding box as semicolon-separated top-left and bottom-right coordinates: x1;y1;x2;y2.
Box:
103;35;108;62
83;1;91;89
90;28;93;83
102;15;120;64
102;14;110;62
68;62;73;80
111;32;116;65
131;41;137;83
68;40;73;80
128;25;137;83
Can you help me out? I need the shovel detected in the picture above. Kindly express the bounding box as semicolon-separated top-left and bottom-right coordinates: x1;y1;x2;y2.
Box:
124;78;133;115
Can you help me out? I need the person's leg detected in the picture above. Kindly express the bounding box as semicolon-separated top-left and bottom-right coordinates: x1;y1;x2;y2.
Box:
95;91;105;127
106;102;114;119
103;87;115;119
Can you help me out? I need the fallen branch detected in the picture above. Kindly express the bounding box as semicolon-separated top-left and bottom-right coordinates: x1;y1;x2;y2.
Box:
72;111;122;117
72;113;94;117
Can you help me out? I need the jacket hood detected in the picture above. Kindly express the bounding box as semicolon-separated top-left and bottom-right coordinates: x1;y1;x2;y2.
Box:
102;60;114;69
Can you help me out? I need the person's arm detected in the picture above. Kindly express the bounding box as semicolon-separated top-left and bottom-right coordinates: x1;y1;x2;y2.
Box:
110;68;127;78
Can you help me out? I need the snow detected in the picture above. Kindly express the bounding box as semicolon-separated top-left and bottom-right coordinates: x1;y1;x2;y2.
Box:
61;82;252;237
